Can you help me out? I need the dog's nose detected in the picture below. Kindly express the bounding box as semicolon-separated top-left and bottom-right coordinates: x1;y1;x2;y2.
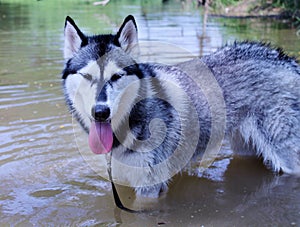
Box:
92;105;110;122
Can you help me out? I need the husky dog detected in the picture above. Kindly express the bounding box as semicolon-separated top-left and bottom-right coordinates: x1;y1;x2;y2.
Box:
62;15;300;198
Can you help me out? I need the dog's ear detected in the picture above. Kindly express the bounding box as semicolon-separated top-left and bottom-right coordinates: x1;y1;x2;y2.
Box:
64;16;87;60
115;15;138;55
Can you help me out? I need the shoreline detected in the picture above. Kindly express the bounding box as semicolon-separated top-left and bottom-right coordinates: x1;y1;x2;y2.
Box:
208;0;300;20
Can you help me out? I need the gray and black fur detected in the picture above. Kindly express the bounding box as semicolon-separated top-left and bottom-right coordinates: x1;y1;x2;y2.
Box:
201;41;300;173
62;15;300;198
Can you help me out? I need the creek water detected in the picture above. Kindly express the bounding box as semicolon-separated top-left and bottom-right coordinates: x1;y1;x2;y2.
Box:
0;0;300;226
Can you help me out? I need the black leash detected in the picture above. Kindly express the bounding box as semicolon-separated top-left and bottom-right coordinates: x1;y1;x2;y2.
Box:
107;152;143;213
110;178;138;213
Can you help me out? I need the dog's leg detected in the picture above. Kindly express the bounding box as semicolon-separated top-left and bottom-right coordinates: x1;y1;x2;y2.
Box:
230;129;256;156
238;110;300;174
135;182;168;198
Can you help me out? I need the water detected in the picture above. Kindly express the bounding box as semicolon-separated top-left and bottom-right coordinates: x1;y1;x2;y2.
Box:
1;0;300;226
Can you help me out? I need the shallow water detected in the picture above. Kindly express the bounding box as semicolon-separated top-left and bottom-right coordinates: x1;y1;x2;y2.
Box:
0;0;300;226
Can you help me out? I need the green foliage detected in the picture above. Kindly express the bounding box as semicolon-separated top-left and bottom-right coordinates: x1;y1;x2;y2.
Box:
271;0;300;9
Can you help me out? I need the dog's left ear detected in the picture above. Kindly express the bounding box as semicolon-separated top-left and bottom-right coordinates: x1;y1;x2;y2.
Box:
116;15;138;55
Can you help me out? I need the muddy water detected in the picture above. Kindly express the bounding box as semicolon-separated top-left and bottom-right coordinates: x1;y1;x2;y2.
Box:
1;0;300;226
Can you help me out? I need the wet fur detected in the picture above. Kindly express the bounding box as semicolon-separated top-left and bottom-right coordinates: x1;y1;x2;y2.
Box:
201;41;300;173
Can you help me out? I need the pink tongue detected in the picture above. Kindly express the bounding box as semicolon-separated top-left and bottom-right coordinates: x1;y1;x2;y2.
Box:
88;122;113;154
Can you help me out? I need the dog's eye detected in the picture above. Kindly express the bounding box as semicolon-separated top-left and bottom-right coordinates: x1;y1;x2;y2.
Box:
82;74;93;81
111;73;122;82
79;73;93;81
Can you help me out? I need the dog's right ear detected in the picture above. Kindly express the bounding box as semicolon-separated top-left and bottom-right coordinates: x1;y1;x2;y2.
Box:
64;16;87;60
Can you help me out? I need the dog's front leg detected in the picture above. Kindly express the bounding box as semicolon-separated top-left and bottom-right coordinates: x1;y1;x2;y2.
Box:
135;182;168;198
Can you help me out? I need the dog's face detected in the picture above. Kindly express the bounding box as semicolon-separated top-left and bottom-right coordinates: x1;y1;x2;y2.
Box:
62;15;141;154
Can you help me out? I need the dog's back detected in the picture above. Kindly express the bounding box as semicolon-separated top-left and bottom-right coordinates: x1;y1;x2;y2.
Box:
199;41;300;174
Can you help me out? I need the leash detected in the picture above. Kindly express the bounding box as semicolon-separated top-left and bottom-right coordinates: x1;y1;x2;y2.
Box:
106;152;143;213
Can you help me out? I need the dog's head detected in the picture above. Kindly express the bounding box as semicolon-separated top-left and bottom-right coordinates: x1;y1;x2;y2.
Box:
62;15;141;154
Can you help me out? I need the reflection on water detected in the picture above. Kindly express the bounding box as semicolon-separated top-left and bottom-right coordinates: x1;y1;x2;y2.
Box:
0;0;299;225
